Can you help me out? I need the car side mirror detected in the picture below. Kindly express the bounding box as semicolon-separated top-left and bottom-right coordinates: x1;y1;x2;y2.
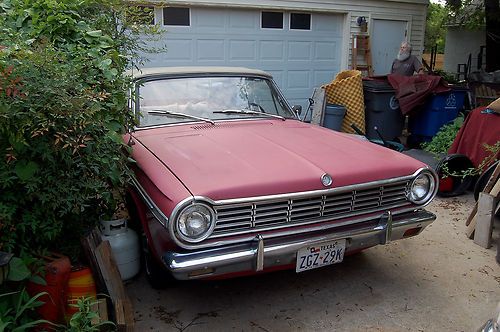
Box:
292;105;302;116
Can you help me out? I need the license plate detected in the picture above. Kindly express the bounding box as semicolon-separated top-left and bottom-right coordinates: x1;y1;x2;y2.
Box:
295;239;346;273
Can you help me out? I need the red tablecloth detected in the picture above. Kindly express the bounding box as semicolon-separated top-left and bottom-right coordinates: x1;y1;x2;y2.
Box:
448;106;500;168
387;74;450;115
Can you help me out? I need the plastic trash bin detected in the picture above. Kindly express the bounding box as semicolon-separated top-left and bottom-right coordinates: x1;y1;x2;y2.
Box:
323;104;346;131
409;87;467;142
363;80;404;141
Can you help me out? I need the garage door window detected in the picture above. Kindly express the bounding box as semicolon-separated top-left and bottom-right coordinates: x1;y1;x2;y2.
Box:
261;11;283;29
290;13;311;30
163;7;190;26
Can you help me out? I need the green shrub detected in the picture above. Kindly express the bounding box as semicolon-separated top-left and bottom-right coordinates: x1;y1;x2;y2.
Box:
67;296;115;332
0;255;55;332
0;0;163;256
421;116;464;155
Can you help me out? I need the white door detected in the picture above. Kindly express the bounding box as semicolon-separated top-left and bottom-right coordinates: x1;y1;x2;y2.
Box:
145;7;344;110
371;19;408;75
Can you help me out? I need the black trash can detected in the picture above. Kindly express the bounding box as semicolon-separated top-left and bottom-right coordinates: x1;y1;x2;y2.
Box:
363;80;404;141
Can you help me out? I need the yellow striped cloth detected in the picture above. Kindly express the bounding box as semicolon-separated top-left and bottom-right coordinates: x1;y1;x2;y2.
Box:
324;70;365;134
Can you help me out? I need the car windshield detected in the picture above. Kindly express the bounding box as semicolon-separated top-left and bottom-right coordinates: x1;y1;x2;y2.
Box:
136;75;296;127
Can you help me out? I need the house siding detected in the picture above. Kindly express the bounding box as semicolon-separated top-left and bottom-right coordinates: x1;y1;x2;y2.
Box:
444;27;486;74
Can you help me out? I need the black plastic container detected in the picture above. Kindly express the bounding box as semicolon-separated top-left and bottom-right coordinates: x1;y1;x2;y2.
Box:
435;154;475;197
363;80;404;141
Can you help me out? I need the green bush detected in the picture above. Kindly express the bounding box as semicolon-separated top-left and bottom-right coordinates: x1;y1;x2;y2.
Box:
421;116;464;155
0;255;54;332
0;0;163;256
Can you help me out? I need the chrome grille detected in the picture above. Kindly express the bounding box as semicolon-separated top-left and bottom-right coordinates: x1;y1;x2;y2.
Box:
213;180;410;236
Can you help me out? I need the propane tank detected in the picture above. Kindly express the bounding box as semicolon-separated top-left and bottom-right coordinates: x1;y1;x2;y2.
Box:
100;218;140;280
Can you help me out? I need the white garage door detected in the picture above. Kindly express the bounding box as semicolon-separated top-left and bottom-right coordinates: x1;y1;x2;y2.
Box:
145;7;344;111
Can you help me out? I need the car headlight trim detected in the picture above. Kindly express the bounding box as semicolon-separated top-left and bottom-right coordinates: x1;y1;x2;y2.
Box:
176;203;215;243
409;171;436;204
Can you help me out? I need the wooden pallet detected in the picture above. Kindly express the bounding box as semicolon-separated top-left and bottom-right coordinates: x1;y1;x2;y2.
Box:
82;229;135;331
465;162;500;247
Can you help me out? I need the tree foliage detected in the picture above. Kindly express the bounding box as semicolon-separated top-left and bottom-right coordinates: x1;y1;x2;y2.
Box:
446;0;485;29
0;0;164;256
425;3;448;53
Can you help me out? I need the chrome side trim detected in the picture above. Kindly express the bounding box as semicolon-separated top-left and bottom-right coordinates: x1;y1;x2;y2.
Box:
130;176;169;227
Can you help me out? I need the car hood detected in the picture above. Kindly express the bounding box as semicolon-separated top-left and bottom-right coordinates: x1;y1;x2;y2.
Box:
132;120;427;201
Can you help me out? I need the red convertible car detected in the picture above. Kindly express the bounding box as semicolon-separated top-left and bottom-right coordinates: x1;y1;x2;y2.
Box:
125;67;438;288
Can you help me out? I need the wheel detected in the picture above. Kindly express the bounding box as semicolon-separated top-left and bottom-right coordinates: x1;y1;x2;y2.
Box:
125;192;176;288
141;230;177;289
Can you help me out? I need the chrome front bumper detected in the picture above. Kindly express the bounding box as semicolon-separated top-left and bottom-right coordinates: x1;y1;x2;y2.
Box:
162;209;436;280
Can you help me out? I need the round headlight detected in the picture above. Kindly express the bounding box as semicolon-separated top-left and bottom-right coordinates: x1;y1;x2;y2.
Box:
409;172;436;204
176;203;215;243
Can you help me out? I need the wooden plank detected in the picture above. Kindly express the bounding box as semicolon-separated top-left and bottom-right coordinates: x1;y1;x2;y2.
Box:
114;298;126;332
491;178;500;197
123;298;135;332
94;240;135;332
465;204;478;227
483;163;500;194
473;192;496;248
81;229;106;293
466;178;499;238
114;298;134;332
97;298;108;329
466;217;476;239
82;229;135;331
90;298;108;327
465;163;500;227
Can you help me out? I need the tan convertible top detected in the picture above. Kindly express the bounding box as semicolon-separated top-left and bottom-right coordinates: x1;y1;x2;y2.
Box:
127;66;272;80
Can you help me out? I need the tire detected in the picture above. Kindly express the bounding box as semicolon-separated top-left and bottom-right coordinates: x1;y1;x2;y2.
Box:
126;192;176;288
141;230;177;289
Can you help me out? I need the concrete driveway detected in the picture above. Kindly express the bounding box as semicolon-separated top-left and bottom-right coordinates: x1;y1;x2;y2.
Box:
126;194;500;331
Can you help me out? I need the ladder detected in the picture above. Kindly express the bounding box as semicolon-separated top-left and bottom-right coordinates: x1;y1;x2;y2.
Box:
352;34;373;76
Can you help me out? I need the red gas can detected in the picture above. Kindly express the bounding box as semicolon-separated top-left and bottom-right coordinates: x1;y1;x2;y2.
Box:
26;253;71;325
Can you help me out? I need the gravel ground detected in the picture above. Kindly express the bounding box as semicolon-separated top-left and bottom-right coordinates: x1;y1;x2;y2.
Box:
126;194;500;332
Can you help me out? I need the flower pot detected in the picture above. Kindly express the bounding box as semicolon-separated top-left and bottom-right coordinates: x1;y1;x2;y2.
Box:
439;177;453;192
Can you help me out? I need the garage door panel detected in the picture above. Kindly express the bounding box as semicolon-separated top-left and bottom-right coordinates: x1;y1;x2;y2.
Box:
229;10;257;30
229;40;257;61
287;71;310;89
195;8;226;29
288;41;312;60
197;40;225;60
314;41;337;61
164;39;193;60
313;14;343;33
260;41;284;60
314;70;335;86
